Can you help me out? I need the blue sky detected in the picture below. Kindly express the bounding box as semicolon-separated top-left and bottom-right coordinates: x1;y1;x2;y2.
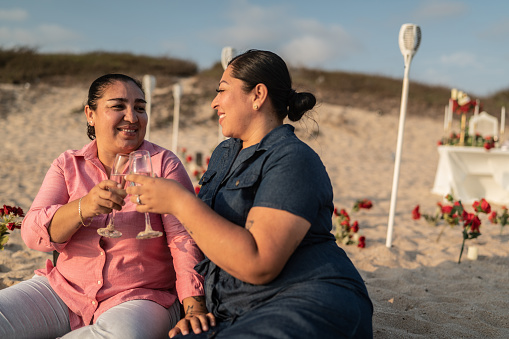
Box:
1;0;508;97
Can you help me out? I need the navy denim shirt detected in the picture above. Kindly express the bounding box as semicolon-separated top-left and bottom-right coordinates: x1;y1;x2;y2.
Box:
199;124;335;242
196;124;372;325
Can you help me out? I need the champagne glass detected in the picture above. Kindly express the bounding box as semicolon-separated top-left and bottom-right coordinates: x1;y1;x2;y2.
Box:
97;153;130;238
129;150;163;239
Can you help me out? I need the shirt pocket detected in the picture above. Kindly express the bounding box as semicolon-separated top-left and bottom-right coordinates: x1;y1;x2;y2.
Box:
198;169;216;186
224;165;262;200
221;168;262;225
198;170;217;204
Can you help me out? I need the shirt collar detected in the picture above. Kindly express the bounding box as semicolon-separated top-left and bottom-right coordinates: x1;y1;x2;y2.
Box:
256;124;295;151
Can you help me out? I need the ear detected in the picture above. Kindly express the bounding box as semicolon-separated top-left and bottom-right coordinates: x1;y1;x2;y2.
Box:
84;105;95;126
252;83;268;109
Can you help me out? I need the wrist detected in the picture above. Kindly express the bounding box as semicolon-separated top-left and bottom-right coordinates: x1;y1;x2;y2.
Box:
78;197;94;227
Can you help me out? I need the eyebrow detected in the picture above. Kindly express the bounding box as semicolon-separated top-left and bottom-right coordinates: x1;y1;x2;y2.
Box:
107;98;147;104
218;80;228;86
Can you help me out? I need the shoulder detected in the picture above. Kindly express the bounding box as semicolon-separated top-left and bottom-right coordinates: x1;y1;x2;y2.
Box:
269;134;321;166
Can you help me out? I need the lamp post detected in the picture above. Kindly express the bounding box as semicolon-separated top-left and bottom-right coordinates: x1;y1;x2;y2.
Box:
386;24;422;248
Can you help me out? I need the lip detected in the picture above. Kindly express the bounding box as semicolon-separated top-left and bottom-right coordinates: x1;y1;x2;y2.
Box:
117;125;138;136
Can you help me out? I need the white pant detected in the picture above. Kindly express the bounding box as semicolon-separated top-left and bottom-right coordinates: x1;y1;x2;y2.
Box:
0;275;181;339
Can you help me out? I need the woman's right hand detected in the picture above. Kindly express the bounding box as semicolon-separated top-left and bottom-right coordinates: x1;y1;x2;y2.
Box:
169;313;216;338
79;180;127;220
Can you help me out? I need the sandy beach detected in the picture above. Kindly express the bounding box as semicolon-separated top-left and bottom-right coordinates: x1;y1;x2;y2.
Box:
1;80;508;338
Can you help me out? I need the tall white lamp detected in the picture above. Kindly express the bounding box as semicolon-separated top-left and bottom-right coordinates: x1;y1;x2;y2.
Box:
171;83;181;153
218;47;236;145
142;75;156;141
386;24;422;248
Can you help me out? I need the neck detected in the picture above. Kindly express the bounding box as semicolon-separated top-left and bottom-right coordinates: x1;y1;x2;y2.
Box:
242;119;282;149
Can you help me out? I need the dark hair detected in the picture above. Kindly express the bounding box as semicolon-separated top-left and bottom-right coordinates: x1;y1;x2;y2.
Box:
228;49;316;122
86;74;144;140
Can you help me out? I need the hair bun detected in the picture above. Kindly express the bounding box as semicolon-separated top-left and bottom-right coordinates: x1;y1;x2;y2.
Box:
288;91;316;122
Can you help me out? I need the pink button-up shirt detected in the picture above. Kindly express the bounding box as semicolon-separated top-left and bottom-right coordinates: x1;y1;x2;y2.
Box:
21;140;204;330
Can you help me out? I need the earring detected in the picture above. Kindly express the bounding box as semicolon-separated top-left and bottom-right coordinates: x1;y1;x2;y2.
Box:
253;105;259;110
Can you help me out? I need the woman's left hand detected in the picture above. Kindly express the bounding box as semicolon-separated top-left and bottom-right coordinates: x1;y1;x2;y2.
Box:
125;174;193;216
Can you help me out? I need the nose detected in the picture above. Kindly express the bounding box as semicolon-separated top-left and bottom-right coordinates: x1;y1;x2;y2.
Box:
211;94;219;109
124;105;139;123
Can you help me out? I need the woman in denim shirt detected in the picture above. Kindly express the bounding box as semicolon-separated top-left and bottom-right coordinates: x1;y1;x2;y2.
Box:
128;50;373;338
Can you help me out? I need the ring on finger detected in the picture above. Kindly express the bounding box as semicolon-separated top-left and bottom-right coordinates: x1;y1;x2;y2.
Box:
136;195;142;205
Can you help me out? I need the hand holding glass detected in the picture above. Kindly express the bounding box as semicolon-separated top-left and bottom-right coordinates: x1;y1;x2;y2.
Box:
97;153;130;238
129;150;163;239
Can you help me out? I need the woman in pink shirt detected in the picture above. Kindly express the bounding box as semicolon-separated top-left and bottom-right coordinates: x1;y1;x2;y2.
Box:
0;74;207;338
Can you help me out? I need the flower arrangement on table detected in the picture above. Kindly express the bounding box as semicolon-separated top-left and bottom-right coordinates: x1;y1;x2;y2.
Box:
0;205;24;250
332;199;373;248
438;132;495;150
440;88;486;147
412;194;494;263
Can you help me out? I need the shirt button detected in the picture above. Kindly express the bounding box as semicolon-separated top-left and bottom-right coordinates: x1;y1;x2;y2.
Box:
235;180;240;186
91;301;96;305
100;252;104;256
97;281;101;285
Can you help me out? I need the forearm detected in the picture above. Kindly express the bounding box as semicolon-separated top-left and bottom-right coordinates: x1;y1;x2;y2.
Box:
48;199;86;243
173;192;266;283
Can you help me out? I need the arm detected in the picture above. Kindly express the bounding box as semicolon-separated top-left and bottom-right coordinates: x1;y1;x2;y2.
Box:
22;156;127;248
48;180;126;243
126;175;310;285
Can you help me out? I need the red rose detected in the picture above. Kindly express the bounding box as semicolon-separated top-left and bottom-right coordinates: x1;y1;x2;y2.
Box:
469;216;481;233
441;205;453;215
15;207;24;217
489;211;498;224
333;207;339;216
186;155;193;163
473;199;490;214
194;186;201;195
340;209;349;219
357;236;366;248
412;205;421;220
359;199;372;209
351;221;359;233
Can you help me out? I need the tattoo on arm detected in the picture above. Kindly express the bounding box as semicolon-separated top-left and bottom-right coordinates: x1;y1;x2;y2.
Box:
246;220;254;230
185;296;207;315
185;305;194;315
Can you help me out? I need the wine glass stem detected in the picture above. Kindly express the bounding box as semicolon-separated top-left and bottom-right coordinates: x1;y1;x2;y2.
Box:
144;212;154;231
107;211;116;231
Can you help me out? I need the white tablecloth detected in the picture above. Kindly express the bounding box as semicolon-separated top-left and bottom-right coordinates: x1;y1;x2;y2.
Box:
432;146;509;205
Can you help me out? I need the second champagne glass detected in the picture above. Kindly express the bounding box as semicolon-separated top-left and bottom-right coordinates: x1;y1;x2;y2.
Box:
129;150;163;239
97;153;130;238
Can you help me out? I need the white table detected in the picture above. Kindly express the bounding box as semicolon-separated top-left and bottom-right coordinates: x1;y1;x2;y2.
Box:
432;145;509;205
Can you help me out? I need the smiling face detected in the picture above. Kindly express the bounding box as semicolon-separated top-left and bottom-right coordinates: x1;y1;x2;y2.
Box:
85;80;147;166
211;67;255;141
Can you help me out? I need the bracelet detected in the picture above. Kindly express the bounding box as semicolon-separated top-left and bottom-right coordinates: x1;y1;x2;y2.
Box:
78;197;94;227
